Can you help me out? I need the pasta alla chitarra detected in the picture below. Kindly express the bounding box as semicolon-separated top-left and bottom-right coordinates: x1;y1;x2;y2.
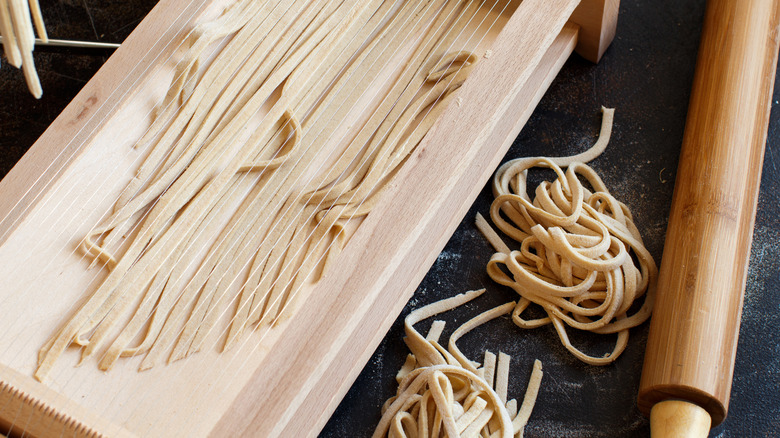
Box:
36;0;485;380
476;108;658;365
374;290;544;438
0;0;46;97
374;109;655;436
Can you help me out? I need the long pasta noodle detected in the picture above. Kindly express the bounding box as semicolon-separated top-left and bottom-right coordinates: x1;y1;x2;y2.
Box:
36;0;486;380
38;0;376;379
475;107;658;365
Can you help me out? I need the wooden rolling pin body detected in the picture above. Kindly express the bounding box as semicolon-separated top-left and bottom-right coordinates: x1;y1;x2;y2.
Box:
638;0;780;433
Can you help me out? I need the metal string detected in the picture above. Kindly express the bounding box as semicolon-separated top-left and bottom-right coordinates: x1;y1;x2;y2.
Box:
105;0;504;434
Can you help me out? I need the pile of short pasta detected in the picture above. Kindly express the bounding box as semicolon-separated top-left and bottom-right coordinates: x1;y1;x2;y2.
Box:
374;290;543;438
0;0;46;97
37;0;483;380
476;108;658;365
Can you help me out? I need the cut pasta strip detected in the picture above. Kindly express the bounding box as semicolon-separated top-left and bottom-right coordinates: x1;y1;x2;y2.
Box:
245;2;481;334
37;0;488;379
0;1;22;67
513;360;543;438
375;290;544;438
475;212;510;255
38;0;379;379
1;0;44;97
27;0;45;42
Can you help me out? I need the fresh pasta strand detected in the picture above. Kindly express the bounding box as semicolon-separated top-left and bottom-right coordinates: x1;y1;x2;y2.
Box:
244;24;480;337
476;107;658;365
36;0;488;380
0;0;45;97
211;0;455;350
37;0;376;379
374;289;544;438
173;0;475;360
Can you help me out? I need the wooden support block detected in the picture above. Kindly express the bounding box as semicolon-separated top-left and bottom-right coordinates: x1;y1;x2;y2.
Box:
571;0;620;62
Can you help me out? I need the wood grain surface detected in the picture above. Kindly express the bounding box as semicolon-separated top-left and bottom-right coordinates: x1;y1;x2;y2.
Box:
638;0;780;427
0;1;778;437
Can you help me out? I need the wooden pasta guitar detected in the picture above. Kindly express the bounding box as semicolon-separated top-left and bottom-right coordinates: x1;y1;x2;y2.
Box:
0;0;618;436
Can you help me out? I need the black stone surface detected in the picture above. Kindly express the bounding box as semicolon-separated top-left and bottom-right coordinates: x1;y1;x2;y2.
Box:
0;1;777;437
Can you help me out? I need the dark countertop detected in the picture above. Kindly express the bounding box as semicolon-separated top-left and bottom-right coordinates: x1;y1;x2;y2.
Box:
1;1;778;437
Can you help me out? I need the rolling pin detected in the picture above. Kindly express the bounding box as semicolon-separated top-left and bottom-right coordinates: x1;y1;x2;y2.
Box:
637;0;780;436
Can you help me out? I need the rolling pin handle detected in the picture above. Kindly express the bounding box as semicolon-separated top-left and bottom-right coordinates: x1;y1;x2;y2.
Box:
650;400;711;438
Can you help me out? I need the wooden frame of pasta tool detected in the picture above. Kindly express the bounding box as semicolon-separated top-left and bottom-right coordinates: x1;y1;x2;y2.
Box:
0;0;618;436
